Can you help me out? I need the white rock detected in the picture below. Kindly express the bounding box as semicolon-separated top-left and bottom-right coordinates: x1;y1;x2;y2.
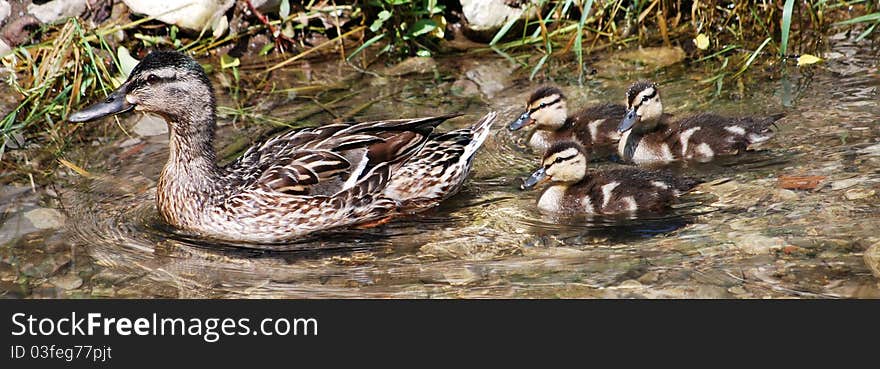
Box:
831;177;861;190
729;233;784;255
23;208;66;229
0;1;11;24
133;114;168;137
858;143;880;156
460;0;540;33
27;0;87;24
122;0;234;32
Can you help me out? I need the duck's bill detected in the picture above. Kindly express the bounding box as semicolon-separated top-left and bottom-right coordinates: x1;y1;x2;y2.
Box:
520;167;549;190
68;88;133;123
507;111;534;131
617;109;638;133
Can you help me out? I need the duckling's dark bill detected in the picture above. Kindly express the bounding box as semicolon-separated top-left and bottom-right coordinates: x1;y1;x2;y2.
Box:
521;167;548;190
507;111;533;131
617;109;638;133
68;87;133;123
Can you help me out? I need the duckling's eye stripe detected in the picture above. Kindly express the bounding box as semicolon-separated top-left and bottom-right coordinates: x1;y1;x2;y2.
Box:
530;97;561;114
553;154;577;164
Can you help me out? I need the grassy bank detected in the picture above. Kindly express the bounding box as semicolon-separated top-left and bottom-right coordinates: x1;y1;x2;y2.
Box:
0;0;877;180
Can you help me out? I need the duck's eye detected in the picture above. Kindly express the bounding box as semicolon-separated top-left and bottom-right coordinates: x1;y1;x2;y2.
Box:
145;74;159;85
641;95;650;102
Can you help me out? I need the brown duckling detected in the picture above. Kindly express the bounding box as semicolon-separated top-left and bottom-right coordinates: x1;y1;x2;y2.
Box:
522;141;699;214
509;86;625;156
618;80;785;165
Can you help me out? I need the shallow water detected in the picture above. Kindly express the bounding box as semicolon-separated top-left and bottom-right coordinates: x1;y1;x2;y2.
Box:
2;35;879;298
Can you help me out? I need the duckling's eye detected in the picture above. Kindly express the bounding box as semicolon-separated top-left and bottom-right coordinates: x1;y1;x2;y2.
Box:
641;95;650;102
539;103;547;109
145;74;159;85
554;157;565;164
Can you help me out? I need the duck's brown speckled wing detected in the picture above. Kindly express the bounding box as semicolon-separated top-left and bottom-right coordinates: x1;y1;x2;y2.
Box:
222;115;458;197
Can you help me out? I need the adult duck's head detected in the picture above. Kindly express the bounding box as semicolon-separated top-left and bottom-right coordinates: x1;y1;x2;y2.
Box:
618;80;662;133
508;86;569;131
69;50;215;135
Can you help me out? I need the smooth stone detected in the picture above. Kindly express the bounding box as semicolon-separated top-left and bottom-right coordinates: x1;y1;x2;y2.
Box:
831;177;861;190
857;143;880;156
0;1;10;25
384;56;436;76
450;78;480;97
132;114;168;137
27;0;87;24
23;208;65;229
122;0;233;32
464;60;515;98
845;188;875;200
865;241;880;279
49;274;83;290
729;233;784;255
460;0;539;34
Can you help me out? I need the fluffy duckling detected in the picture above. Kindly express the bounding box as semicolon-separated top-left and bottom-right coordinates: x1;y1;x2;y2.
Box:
617;81;785;164
522;141;699;214
508;86;625;155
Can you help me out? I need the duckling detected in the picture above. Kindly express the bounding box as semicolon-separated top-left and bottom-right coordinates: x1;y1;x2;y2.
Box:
508;86;625;155
522;141;699;214
68;50;497;243
617;80;785;164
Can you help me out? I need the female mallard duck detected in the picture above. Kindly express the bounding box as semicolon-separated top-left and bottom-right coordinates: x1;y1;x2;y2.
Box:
508;86;625;156
68;50;497;243
618;80;785;164
521;141;699;214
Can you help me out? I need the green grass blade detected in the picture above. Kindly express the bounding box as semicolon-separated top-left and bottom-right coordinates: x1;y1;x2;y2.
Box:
780;0;794;57
575;0;595;85
530;53;550;80
346;33;386;61
489;13;521;46
735;37;771;77
833;12;880;26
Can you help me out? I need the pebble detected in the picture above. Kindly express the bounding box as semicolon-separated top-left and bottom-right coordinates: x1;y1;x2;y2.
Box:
728;286;748;295
464;60;515;98
637;271;660;284
865;241;880;279
451;78;480;97
831;177;861;190
384;56;436;76
617;279;643;288
23;208;65;229
728;233;784;255
49;274;83;290
132;114;168;137
844;188;875;200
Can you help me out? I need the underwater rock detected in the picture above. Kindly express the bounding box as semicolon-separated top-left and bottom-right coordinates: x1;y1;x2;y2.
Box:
49;274;83;291
122;0;233;32
865;241;880;279
464;59;516;98
844;188;875;201
728;232;784;255
27;0;87;24
450;78;479;97
23;208;65;229
384;56;436;76
460;0;540;41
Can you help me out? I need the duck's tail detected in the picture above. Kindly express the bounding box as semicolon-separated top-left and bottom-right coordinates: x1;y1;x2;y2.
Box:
382;112;498;210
